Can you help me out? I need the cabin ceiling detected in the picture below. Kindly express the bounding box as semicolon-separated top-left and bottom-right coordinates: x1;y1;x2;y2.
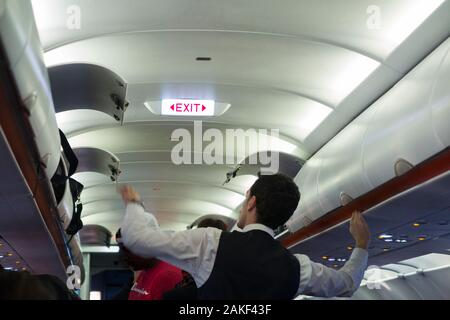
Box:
30;0;449;235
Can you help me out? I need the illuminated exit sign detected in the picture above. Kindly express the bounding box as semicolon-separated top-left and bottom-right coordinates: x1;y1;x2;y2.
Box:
161;99;215;116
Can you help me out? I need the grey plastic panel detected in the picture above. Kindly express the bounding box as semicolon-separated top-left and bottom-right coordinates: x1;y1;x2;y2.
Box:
188;214;237;231
79;224;112;246
224;151;303;185
73;147;121;182
48;63;128;123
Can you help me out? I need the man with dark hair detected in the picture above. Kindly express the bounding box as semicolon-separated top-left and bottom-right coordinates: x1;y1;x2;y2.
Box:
240;173;300;229
120;173;370;299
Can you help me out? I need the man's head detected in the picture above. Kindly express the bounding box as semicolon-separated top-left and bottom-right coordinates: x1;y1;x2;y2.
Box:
116;229;157;271
237;173;300;230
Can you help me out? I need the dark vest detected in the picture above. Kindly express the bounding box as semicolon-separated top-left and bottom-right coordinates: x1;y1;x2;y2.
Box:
197;230;300;300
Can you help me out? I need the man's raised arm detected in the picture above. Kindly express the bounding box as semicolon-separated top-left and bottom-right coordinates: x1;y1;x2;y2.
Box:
295;211;370;298
119;186;221;287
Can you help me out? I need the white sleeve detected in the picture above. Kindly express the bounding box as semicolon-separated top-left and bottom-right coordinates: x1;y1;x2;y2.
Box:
120;203;222;287
295;248;369;298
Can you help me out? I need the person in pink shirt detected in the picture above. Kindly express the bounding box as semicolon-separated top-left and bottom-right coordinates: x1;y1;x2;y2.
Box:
116;229;183;300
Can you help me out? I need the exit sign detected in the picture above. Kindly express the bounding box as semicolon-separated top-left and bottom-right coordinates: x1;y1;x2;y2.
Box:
161;99;215;116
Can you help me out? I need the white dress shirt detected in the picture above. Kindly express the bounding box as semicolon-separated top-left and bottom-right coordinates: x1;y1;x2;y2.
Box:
121;203;369;298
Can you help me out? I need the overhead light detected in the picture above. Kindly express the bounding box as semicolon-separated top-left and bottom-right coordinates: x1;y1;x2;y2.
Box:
328;258;336;262
15;261;21;265
384;239;393;243
322;256;328;260
90;291;102;300
0;255;4;259
383;248;390;252
412;223;421;227
378;234;393;239
6;252;13;257
347;246;353;251
418;236;427;241
81;246;120;253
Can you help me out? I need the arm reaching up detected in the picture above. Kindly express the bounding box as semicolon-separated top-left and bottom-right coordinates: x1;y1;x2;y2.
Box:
295;211;371;298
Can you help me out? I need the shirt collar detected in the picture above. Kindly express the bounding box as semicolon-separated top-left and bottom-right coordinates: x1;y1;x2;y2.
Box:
242;224;275;237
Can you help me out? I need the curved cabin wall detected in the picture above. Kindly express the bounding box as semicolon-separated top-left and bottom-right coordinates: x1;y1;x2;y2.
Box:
0;0;60;178
287;37;450;233
0;0;86;281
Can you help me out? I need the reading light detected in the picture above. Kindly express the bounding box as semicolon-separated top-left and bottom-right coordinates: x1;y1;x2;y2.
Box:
6;252;13;257
412;223;421;227
378;234;393;239
322;256;328;260
418;236;427;241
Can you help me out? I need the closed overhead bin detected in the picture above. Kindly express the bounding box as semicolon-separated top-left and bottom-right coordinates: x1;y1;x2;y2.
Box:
287;38;450;234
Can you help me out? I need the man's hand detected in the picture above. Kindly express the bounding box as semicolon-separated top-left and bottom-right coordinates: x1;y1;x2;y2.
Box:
349;211;370;250
120;185;141;203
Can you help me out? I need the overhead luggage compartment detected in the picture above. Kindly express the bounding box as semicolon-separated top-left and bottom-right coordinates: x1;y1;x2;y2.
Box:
48;63;129;123
287;37;450;233
0;0;60;178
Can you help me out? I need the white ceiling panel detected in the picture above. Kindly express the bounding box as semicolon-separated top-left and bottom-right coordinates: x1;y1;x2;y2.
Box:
29;0;450;233
44;31;380;107
32;0;445;61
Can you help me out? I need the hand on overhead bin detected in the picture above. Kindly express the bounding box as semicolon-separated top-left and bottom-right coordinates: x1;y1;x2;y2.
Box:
349;211;371;250
120;185;141;204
